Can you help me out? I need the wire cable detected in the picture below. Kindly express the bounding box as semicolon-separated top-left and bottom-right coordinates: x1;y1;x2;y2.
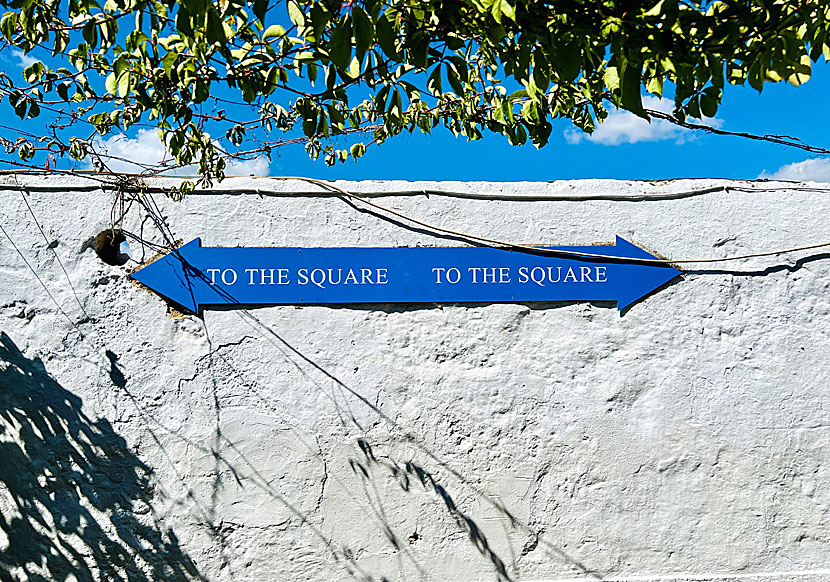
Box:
260;176;830;265
19;187;90;318
2;170;828;265
0;221;85;337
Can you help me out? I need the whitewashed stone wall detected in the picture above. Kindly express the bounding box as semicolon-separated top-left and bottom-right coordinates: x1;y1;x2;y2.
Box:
0;176;828;582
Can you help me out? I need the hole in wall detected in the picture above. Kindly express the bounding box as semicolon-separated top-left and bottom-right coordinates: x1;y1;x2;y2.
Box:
93;229;131;266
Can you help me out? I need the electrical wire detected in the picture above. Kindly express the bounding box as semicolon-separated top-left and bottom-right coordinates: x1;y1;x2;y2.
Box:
260;176;830;265
0;221;85;337
2;170;828;265
19;187;90;318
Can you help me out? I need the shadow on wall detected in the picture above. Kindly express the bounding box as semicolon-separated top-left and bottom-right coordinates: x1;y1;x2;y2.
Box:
347;438;513;581
230;309;604;581
0;332;204;582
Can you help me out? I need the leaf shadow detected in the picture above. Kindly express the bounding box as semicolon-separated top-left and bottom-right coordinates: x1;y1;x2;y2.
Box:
0;332;204;582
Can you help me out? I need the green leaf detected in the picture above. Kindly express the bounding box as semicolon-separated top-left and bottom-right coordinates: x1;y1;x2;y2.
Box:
604;65;620;91
205;10;225;44
408;32;428;69
308;4;330;42
427;65;442;96
645;72;663;97
388;87;402;119
521;99;538;123
699;86;719;118
324;63;337;89
500;0;516;22
18;141;34;159
182;0;206;18
747;60;764;92
685;95;701;119
352;5;373;62
788;53;811;86
162;52;177;78
306;61;318;84
125;30;149;51
23;62;43;83
176;6;193;38
446;62;464;94
506;123;527;146
263;24;286;40
490;0;515;24
1;13;18;41
153;1;168;21
350;142;366;158
302;116;316;137
105;72;117;94
82;20;98;48
559;41;580;81
500;99;514;124
265;66;279;93
13;98;27;119
317;110;329;137
113;55;129;78
253;0;268;23
117;72;130;97
644;0;665;17
620;59;646;118
328;15;352;71
194;79;209;103
376;14;397;59
287;0;305;27
346;56;361;79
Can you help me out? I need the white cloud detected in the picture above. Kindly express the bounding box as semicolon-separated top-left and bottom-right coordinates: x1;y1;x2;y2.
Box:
86;129;269;176
11;49;39;69
758;158;830;182
88;129;170;173
564;97;722;146
225;155;270;176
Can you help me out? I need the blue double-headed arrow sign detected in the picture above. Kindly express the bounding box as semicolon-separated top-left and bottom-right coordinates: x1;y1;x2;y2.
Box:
130;237;681;313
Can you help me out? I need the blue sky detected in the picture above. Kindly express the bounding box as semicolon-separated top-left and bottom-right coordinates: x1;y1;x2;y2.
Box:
269;62;830;182
3;46;830;182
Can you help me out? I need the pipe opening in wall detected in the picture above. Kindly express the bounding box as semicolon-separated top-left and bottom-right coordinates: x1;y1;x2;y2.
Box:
94;229;131;266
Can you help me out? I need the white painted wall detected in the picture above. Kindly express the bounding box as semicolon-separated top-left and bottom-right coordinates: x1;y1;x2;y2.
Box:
0;176;828;582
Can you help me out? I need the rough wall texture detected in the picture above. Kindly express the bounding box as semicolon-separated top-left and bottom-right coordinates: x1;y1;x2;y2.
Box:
0;176;828;582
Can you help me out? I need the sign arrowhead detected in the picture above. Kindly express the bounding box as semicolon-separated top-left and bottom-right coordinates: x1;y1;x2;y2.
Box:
130;239;203;313
612;236;681;310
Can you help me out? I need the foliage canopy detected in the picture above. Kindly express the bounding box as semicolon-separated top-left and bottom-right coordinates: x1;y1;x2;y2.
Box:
0;0;827;185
